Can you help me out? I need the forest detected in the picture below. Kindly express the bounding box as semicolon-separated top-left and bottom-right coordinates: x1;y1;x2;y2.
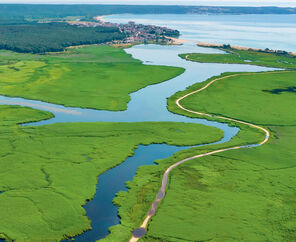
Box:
0;4;295;21
0;22;125;53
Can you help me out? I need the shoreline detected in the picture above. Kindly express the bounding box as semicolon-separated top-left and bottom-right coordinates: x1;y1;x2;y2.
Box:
168;37;189;45
94;15;110;23
197;41;296;56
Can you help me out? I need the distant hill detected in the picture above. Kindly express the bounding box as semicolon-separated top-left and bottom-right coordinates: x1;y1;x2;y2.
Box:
0;4;295;20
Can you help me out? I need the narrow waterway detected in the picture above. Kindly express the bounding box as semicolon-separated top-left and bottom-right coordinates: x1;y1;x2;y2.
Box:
0;42;275;241
73;144;191;241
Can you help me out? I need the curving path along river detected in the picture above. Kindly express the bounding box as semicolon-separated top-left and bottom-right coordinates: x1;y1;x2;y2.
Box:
0;42;276;241
129;70;285;241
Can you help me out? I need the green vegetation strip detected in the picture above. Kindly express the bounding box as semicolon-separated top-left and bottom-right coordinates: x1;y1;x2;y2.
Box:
180;48;296;69
0;45;184;110
105;50;296;241
0;105;223;241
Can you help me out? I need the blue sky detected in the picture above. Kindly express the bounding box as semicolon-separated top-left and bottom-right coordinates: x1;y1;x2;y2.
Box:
0;0;295;7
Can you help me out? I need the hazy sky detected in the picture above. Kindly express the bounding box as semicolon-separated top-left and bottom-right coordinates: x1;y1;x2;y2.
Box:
0;0;296;7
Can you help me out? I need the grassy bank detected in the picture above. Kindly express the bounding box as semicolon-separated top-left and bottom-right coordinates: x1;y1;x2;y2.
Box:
105;49;296;241
102;121;265;241
139;60;296;240
143;126;296;241
0;105;223;241
180;48;296;69
0;45;184;111
174;71;296;125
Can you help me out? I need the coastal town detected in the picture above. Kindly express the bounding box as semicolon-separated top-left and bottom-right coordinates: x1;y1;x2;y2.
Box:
68;16;181;45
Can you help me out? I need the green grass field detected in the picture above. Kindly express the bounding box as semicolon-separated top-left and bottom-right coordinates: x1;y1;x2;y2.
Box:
123;50;296;241
180;48;296;69
177;71;296;125
0;105;223;241
103;120;265;242
1;43;295;242
0;45;184;111
143;126;296;241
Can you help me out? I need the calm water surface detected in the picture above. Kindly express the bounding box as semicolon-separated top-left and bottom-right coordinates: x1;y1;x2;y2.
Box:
105;14;296;52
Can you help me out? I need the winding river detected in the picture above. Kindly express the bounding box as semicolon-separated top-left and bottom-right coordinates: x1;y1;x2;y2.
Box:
4;12;294;241
0;42;274;241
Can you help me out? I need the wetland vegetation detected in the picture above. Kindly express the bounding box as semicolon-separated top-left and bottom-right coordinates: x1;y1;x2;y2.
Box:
0;11;295;241
0;45;183;110
0;105;223;241
120;50;296;241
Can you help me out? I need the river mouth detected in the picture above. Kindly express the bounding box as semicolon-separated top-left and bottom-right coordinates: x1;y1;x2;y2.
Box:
0;41;275;241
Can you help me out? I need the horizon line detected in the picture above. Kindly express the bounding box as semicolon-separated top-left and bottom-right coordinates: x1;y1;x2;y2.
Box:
0;2;295;7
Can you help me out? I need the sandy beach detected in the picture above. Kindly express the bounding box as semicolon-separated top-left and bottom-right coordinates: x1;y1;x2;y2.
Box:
94;15;109;23
168;37;189;45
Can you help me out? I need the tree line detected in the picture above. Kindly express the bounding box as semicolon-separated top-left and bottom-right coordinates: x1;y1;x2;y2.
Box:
0;22;125;53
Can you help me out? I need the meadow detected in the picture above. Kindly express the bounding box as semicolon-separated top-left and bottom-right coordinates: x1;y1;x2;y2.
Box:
0;45;184;111
143;125;296;241
0;105;223;241
176;71;296;125
103;120;265;241
125;50;296;241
